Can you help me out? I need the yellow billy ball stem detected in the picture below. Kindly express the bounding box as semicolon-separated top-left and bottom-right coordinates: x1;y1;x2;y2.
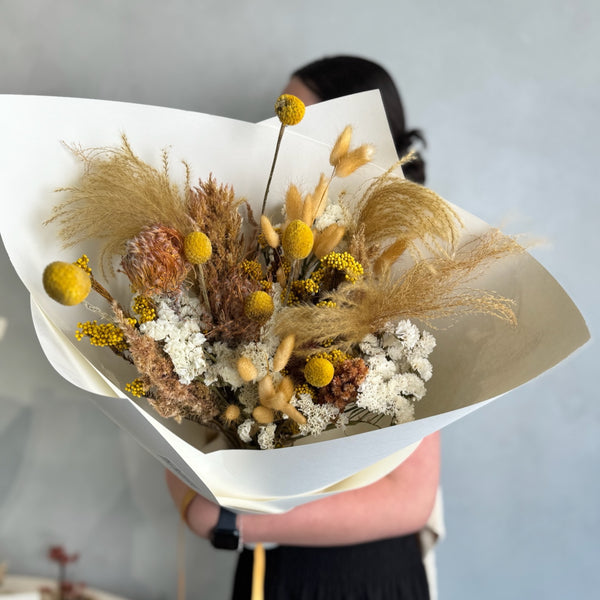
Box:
275;94;306;126
43;261;92;306
244;290;274;322
282;219;314;260
304;356;335;388
184;231;212;264
260;94;306;218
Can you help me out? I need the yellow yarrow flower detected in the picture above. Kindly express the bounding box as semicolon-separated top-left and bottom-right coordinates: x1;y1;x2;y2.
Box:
304;356;335;388
311;349;350;368
74;254;92;274
294;383;316;400
244;290;274;322
43;261;92;306
132;296;156;323
184;231;212;264
125;378;146;397
275;94;305;126
320;251;364;283
241;259;264;282
316;300;337;308
76;320;128;352
282;219;314;260
291;278;320;297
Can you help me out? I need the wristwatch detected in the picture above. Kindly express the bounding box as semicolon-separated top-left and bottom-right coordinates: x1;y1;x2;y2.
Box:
210;507;242;551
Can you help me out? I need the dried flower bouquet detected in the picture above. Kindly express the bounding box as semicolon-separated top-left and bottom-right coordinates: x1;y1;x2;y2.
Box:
0;92;588;512
40;94;521;450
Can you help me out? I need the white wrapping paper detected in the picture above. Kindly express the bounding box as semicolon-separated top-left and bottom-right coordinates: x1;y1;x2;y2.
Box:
0;92;589;513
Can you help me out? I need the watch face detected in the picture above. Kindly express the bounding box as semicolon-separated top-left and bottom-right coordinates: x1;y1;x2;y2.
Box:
211;528;240;551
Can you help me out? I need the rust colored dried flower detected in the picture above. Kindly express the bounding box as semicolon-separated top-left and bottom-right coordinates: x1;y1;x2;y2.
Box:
121;224;189;295
318;358;368;409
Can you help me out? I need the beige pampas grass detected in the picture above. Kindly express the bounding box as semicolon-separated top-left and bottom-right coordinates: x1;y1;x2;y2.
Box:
275;230;523;353
47;136;192;278
354;172;462;268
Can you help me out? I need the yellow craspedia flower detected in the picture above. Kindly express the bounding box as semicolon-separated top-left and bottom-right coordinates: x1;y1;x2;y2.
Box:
244;290;274;322
282;219;314;260
43;261;92;306
184;231;212;264
304;356;335;388
275;94;305;126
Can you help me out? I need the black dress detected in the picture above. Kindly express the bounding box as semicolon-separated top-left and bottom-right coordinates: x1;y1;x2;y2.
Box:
231;534;430;600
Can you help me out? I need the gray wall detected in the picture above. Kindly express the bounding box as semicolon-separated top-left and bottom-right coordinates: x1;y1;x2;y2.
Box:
1;1;598;598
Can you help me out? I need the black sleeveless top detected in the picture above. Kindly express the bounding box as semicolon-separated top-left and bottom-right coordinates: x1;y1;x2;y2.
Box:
232;534;430;600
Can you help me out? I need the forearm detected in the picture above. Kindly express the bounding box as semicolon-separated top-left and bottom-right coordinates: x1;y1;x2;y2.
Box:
167;431;440;547
240;432;440;546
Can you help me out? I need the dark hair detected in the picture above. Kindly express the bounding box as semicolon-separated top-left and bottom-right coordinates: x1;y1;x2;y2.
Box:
292;56;426;184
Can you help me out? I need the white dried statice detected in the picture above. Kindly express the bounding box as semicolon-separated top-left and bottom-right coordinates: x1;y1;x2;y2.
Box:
292;393;340;437
358;333;382;356
140;294;208;385
257;423;277;450
335;411;349;430
393;319;421;349
409;355;433;381
394;397;415;424
237;419;254;444
356;320;435;424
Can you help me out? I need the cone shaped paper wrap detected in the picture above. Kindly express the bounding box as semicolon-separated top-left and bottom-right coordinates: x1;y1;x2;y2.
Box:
0;92;589;512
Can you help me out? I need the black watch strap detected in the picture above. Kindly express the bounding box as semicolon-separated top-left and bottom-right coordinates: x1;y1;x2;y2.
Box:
210;507;241;551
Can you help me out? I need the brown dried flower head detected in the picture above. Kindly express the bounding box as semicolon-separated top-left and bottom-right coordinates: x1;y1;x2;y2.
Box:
121;224;189;295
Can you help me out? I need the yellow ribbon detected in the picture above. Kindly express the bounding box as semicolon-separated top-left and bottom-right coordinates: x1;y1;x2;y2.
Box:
177;490;265;600
251;543;266;600
178;489;197;600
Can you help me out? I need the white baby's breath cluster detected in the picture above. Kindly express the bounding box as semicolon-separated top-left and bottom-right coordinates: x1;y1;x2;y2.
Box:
356;320;436;424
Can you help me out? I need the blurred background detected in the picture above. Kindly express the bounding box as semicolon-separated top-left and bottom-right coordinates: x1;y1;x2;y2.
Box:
0;1;598;598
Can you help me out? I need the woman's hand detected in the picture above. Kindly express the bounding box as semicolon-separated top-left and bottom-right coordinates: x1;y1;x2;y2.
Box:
165;469;220;538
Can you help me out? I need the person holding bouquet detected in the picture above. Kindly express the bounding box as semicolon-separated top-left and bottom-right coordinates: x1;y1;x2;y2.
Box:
167;56;441;600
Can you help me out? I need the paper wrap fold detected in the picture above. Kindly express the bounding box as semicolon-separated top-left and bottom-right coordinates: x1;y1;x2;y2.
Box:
0;92;589;513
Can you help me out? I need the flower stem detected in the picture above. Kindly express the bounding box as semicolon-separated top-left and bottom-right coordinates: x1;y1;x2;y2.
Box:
261;123;286;217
